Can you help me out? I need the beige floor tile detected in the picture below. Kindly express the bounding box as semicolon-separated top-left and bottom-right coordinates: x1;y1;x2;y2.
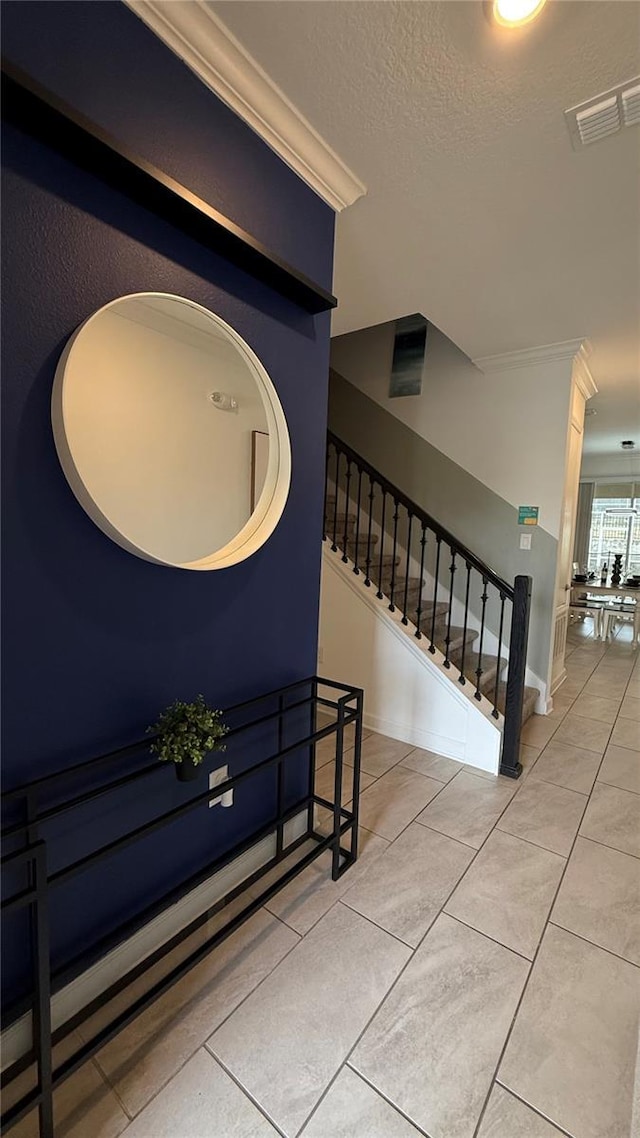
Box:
557;677;588;699
581;673;629;699
416;771;516;849
351;914;529;1138
519;744;541;773
579;782;640;857
445;830;564;959
619;694;640;722
85;909;299;1117
120;1048;279;1137
519;716;557;749
342;822;474;947
359;733;415;777
597;743;640;794
401;747;463;783
358;766;443;840
6;1032;128;1138
314;725;372;769
563;665;595;684
300;1067;423;1137
569;693;621;724
499;925;640;1138
552;713;612;754
477;1084;566;1137
314;759;375;806
529;740;601;795
209;903;411;1138
549;690;576;713
594;655;635;673
551;837;640;965
626;676;640;699
497;779;586;856
264;826;388;935
530;705;566;729
609;717;640;751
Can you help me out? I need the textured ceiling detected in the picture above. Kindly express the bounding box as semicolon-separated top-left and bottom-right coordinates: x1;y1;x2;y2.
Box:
211;0;640;456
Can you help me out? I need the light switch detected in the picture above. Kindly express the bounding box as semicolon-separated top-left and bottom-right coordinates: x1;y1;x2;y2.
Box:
520;533;532;550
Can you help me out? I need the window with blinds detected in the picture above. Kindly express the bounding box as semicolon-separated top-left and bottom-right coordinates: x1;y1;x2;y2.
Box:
586;481;640;576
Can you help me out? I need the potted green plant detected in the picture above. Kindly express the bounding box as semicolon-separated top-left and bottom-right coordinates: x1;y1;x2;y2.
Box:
148;695;228;782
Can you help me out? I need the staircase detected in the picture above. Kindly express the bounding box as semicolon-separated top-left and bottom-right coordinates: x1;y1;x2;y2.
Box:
326;499;538;724
324;432;538;776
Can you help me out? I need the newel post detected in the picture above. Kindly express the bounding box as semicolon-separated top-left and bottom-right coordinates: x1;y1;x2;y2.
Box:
500;575;532;779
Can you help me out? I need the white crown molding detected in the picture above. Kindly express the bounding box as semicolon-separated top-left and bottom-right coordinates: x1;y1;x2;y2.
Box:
572;341;598;400
124;0;366;212
474;338;590;374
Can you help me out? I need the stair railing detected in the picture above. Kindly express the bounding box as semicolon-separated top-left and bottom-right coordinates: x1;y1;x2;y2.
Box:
324;431;532;778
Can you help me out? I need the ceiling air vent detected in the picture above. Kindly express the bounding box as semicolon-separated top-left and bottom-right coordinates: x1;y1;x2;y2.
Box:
565;77;640;149
621;82;640;127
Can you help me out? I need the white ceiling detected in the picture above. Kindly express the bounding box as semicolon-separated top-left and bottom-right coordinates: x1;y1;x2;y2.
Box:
210;0;640;457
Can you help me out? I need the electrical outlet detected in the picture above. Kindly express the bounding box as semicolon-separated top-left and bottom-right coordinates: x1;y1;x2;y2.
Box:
208;765;228;808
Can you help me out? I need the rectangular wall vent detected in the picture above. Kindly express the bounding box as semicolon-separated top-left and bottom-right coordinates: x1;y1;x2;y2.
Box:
565;77;640;149
575;96;619;145
621;82;640;128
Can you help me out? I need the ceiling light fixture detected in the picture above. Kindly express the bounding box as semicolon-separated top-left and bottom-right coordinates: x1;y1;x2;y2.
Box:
492;0;547;28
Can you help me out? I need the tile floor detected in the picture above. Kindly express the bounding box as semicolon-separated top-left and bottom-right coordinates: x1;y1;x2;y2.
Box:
11;622;640;1138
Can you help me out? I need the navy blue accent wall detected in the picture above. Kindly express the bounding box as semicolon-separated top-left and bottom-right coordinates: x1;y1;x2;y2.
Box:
1;2;334;1003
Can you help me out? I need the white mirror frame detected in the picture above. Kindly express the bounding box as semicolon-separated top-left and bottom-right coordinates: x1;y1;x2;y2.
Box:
51;293;292;570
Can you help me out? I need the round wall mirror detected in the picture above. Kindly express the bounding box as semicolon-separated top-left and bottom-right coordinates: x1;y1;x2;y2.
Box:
52;293;291;569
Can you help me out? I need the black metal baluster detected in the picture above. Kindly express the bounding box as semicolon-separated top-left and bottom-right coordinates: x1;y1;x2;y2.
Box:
376;490;387;599
331;448;340;551
308;679;318;834
332;699;345;881
443;548;457;667
475;576;489;700
364;478;375;587
388;500;400;611
401;513;413;624
429;537;442;653
458;562;471;684
353;465;363;574
276;694;285;855
493;593;506;719
415;524;428;638
341;459;352;563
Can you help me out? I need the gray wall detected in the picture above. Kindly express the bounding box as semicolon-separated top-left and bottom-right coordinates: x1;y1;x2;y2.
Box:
329;371;557;683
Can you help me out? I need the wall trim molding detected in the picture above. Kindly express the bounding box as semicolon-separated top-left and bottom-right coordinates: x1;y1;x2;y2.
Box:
362;710;469;762
124;0;366;212
474;338;590;374
572;342;598;401
0;811;308;1070
323;547;503;727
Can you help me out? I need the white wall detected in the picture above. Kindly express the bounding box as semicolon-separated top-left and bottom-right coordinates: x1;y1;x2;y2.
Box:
320;548;502;773
331;323;573;540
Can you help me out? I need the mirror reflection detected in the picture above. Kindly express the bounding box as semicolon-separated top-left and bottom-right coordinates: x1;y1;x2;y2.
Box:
52;294;290;568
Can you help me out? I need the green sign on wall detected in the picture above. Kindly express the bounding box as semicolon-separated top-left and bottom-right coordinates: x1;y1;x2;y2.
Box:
518;506;539;526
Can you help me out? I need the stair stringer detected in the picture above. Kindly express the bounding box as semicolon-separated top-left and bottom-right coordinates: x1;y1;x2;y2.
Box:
320;546;502;775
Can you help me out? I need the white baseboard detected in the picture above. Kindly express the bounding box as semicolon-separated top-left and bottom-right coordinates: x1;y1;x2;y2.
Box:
1;810;308;1070
363;711;468;762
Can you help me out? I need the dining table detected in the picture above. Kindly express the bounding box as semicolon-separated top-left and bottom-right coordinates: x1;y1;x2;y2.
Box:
570;581;639;641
